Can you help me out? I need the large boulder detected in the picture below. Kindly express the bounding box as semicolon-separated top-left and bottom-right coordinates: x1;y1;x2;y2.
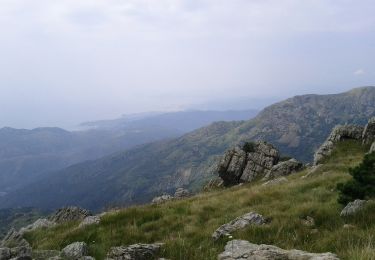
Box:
49;207;91;224
340;199;368;217
19;219;56;234
264;159;304;180
106;243;163;260
212;212;266;241
218;142;279;186
79;216;101;228
314;125;364;165
218;240;339;260
61;242;88;259
362;117;375;145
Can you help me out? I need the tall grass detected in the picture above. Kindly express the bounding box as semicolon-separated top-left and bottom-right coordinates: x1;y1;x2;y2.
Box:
25;140;375;259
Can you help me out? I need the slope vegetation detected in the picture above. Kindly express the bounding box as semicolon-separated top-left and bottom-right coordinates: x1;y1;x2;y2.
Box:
25;140;375;259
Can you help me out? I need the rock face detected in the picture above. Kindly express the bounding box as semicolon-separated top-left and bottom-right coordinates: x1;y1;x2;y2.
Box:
19;218;56;234
218;240;340;260
61;242;88;259
218;142;279;186
212;212;266;241
79;216;101;228
49;207;91;224
362;117;375;145
264;159;304;180
174;188;190;199
106;243;163;260
314;125;364;165
340;199;368;217
151;195;173;204
0;229;32;260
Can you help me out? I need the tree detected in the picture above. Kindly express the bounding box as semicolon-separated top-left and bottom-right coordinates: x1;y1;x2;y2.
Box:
337;152;375;205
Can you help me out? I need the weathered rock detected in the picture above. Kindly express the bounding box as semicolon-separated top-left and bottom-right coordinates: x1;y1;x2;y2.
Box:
264;158;304;180
0;247;11;260
61;242;88;259
262;177;288;186
79;216;101;228
314;125;364;165
49;207;91;224
106;243;163;260
174;188;190;199
301;216;315;227
218;240;340;260
218;142;279;186
151;195;173;205
9;246;32;259
370;142;375;153
340;199;368;217
212;212;266;240
19;219;56;234
362;117;375;145
1;229;30;248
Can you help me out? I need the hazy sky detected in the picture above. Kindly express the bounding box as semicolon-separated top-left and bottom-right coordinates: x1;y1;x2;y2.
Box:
0;0;374;128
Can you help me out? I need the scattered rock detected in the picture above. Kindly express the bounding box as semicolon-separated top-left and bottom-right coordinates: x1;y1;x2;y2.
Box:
1;229;30;248
314;125;364;165
61;242;88;259
106;243;163;260
218;240;340;260
9;246;32;259
262;177;288;186
49;207;91;224
19;219;56;234
79;216;101;228
362;117;375;145
340;199;368;217
264;158;304;180
212;212;267;241
301;216;315;227
151;195;173;205
218;141;279;186
174;188;190;199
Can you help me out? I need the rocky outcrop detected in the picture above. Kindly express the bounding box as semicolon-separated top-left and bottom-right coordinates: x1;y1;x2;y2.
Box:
314;125;364;165
340;199;368;217
61;242;89;259
218;240;340;260
174;188;190;199
19;218;56;234
0;229;32;260
0;248;11;260
49;207;91;224
106;243;163;260
264;159;304;180
79;216;101;228
362;117;375;145
218;142;279;186
212;212;266;241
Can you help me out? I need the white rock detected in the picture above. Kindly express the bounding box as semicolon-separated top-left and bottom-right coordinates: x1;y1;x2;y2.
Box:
61;242;88;259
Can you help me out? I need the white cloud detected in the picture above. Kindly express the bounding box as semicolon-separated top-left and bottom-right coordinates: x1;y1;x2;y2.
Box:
354;69;365;76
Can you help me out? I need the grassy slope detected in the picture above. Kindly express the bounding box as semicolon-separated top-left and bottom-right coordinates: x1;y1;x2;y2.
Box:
25;140;375;260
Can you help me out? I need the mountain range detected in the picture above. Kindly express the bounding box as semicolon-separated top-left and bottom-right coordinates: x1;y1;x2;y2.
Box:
1;87;375;211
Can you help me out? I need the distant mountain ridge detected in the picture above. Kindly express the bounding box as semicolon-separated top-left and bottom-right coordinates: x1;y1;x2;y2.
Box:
0;110;258;194
1;87;375;211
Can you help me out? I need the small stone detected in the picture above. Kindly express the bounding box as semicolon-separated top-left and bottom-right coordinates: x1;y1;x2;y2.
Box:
107;243;163;260
212;212;267;241
340;200;368;217
301;216;315;227
343;224;356;229
151;195;173;204
61;242;88;259
174;188;190;199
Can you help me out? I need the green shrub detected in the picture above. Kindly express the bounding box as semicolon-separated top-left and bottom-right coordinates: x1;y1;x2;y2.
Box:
242;142;255;153
337;152;375;205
